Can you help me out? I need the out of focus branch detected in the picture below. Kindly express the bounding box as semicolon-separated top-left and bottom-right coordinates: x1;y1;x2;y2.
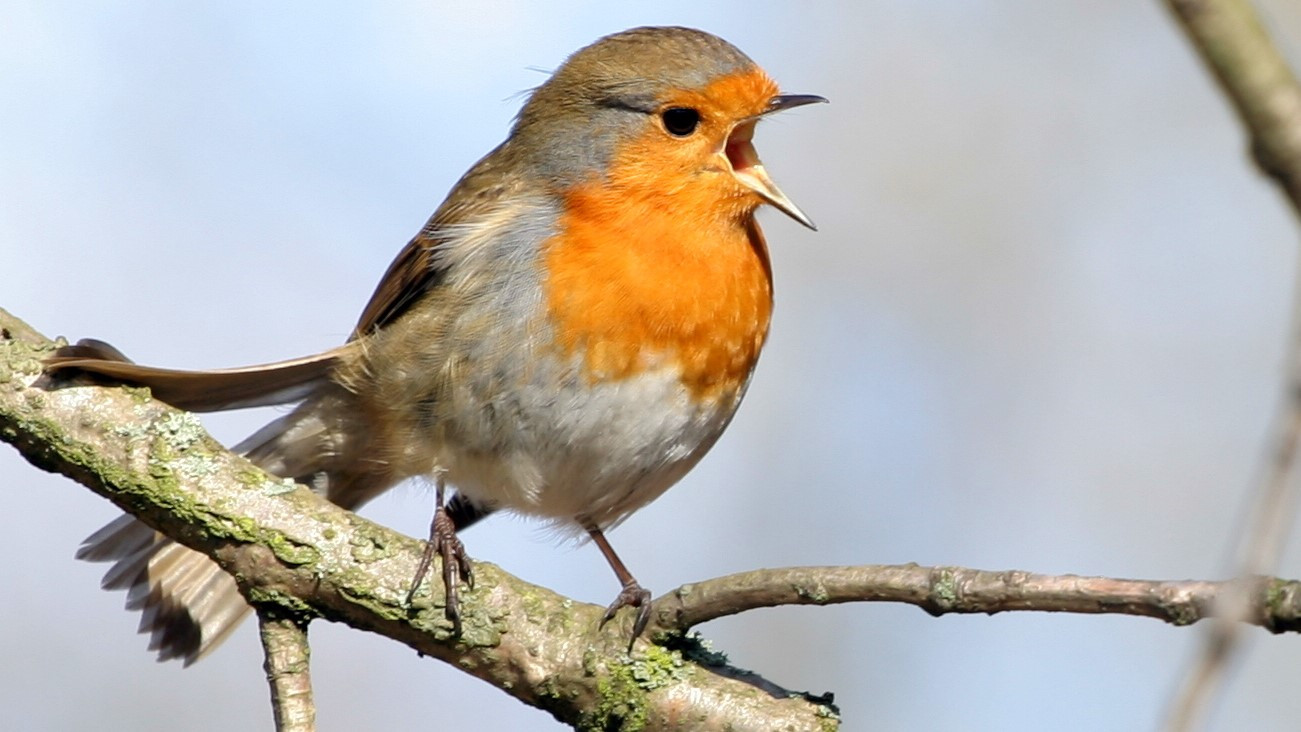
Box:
1168;0;1301;211
1165;2;1301;728
6;303;1301;732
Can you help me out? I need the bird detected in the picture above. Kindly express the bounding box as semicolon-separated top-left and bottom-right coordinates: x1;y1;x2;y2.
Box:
45;25;823;664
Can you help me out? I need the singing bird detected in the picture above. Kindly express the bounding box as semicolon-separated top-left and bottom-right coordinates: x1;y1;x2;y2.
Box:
46;25;823;663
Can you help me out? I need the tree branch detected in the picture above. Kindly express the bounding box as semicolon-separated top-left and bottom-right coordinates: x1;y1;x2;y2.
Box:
1164;2;1301;728
259;607;316;732
0;306;835;731
1167;0;1301;211
6;303;1301;730
650;566;1301;633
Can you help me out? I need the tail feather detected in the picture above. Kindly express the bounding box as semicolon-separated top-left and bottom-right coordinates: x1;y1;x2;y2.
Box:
73;379;391;664
55;336;399;664
45;338;350;412
76;515;236;663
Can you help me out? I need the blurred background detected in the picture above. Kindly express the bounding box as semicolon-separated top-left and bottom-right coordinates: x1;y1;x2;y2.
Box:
5;1;1301;729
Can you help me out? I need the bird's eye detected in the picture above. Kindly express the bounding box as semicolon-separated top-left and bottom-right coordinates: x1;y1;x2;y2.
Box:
661;107;701;137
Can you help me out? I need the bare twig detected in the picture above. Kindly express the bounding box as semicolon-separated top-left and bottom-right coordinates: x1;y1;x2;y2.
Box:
650;566;1301;634
1166;0;1301;210
259;608;316;732
1164;1;1301;728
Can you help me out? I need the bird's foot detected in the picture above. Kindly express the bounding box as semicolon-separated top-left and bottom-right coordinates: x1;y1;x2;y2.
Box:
406;503;474;633
600;580;653;651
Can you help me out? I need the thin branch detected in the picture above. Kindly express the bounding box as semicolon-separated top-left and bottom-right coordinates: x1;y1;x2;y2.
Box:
1167;0;1301;211
259;608;316;732
1164;1;1301;728
649;566;1301;634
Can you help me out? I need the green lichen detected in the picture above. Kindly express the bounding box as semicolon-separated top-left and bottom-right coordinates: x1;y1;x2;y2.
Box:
122;385;153;404
1163;598;1199;627
794;581;831;604
804;690;840;722
930;568;959;612
152;411;205;450
534;675;581;719
261;478;298;496
587;665;649;732
628;644;692;690
581;645;695;731
348;524;395;564
521;587;548;624
547;597;575;635
1264;579;1301;629
813;698;842;731
457;600;507;649
244;586;316;616
334;568;399;611
582;647;600;677
666;632;729;667
261;528;319;566
236;468;269;487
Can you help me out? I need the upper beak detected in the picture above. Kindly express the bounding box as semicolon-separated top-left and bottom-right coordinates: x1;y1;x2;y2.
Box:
767;94;829;114
725;94;828;230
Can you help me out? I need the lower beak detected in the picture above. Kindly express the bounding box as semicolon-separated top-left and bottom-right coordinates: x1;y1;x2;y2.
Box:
724;94;827;231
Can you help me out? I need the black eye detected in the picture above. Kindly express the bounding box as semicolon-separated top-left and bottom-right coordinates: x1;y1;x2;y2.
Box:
661;107;700;137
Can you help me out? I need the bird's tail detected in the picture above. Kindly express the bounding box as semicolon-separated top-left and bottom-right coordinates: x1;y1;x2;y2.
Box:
50;339;383;664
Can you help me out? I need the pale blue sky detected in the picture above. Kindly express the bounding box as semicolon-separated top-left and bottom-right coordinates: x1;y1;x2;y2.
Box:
5;2;1301;729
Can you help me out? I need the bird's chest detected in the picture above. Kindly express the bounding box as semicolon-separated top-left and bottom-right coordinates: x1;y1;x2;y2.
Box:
434;201;774;522
541;187;774;399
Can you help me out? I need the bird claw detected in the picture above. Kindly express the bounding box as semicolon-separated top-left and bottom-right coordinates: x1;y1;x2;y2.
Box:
601;582;653;651
407;504;474;635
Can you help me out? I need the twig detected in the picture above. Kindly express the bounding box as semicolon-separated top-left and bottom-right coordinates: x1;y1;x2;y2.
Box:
650;566;1301;634
1166;0;1301;210
259;608;316;732
1163;1;1301;728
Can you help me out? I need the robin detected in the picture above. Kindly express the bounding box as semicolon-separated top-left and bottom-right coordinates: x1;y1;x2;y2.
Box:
46;25;824;662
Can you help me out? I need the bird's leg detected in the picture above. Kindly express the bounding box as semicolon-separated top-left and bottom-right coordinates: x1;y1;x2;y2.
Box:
406;474;474;633
587;524;652;650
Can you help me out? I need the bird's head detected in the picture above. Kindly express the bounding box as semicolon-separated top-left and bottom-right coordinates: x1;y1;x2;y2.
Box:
511;26;824;229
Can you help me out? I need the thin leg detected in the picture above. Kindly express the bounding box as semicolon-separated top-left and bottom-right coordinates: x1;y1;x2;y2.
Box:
405;476;474;633
587;525;652;650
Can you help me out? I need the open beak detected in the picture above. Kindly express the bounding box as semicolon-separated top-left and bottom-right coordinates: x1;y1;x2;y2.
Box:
724;93;827;230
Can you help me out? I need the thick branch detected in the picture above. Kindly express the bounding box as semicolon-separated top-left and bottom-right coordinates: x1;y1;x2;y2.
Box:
0;307;833;731
259;608;316;732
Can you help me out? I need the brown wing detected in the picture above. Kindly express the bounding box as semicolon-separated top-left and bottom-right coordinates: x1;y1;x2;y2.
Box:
350;141;520;338
349;230;445;339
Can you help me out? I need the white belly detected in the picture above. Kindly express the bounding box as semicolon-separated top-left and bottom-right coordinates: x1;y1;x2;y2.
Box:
436;358;744;529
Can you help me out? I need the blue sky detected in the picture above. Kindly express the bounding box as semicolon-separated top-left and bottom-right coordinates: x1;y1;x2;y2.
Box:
4;2;1301;729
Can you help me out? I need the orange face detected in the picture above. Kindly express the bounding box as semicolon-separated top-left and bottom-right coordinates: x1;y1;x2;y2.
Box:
543;67;796;399
598;69;782;222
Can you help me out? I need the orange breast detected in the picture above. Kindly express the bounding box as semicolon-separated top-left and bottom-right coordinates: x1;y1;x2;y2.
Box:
543;172;773;401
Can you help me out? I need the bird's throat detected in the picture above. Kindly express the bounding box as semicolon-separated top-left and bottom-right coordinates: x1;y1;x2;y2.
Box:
543;182;773;400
